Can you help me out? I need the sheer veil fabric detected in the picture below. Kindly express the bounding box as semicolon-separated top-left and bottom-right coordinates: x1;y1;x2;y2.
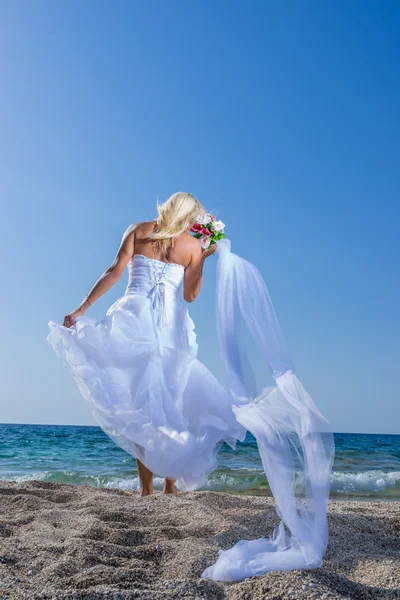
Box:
201;240;335;581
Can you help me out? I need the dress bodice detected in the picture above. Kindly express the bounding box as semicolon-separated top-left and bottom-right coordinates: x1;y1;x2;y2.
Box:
125;254;185;329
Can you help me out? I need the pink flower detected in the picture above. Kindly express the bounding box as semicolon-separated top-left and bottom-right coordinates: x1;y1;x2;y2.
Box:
190;223;203;232
201;227;212;237
197;213;212;225
211;219;225;232
200;235;211;249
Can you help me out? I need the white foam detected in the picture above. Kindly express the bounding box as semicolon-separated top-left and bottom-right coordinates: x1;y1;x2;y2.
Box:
0;472;49;483
1;469;399;495
105;476;165;490
330;470;400;493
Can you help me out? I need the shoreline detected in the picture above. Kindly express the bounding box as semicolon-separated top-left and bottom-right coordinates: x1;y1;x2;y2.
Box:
0;480;399;599
2;479;398;503
1;476;398;503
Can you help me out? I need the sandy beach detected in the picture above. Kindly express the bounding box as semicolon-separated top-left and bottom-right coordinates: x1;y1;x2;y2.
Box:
0;481;399;600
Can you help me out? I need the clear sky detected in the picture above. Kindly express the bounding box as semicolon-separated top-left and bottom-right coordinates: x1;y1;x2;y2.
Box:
0;1;399;434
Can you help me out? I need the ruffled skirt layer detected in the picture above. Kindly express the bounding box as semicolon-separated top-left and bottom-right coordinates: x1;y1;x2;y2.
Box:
47;293;245;490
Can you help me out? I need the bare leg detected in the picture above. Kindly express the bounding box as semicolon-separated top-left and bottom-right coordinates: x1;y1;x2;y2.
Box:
163;477;178;495
136;459;153;496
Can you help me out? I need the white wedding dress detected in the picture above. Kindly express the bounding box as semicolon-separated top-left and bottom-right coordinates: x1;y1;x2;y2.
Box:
47;252;245;491
47;240;334;582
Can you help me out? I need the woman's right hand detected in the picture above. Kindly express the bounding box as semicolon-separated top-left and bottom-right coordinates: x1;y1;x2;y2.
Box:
63;307;86;328
202;244;217;259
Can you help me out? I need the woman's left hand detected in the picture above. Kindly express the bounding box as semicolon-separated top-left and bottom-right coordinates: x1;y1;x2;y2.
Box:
63;307;86;328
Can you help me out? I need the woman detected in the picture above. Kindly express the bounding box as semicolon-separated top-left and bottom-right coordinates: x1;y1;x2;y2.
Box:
48;192;245;496
47;191;334;581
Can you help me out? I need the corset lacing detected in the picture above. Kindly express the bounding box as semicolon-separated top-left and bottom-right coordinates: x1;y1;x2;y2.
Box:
146;261;169;329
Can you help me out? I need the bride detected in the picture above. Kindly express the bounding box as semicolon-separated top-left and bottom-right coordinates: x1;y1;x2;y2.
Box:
49;192;244;495
47;191;334;582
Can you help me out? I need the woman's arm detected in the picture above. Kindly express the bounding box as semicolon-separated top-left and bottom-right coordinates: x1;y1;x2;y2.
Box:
63;225;136;327
183;242;216;303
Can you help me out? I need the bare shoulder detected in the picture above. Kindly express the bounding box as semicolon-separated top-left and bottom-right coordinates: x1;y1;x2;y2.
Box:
121;222;139;238
173;232;202;266
188;235;202;258
174;231;200;252
133;220;155;239
184;230;201;246
117;222;140;248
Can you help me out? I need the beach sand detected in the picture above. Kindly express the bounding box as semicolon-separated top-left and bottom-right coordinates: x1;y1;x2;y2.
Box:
0;481;399;600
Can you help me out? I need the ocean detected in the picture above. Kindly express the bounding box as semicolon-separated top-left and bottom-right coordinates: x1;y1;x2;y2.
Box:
1;423;399;499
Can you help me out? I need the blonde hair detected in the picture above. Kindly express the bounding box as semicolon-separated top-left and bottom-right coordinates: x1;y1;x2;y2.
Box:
147;192;205;258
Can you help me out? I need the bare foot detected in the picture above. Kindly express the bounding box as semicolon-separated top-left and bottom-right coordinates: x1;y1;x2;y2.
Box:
140;488;154;497
163;480;178;495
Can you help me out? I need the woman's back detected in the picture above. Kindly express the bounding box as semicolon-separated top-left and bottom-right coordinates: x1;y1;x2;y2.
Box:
132;220;199;268
131;220;215;304
124;252;187;337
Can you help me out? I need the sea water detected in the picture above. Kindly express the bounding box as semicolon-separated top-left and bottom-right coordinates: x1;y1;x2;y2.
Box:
1;424;399;499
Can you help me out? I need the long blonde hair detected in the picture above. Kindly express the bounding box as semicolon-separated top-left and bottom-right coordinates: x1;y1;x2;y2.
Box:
147;192;205;258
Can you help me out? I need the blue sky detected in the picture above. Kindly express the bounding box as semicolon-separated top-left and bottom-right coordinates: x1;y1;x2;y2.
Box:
0;1;399;433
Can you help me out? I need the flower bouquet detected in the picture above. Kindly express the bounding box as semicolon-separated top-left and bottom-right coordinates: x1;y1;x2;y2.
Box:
190;214;226;249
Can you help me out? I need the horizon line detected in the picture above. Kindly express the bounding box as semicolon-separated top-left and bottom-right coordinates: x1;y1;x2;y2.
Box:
0;422;399;437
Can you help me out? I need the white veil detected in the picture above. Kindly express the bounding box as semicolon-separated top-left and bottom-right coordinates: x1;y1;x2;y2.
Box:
202;239;335;581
